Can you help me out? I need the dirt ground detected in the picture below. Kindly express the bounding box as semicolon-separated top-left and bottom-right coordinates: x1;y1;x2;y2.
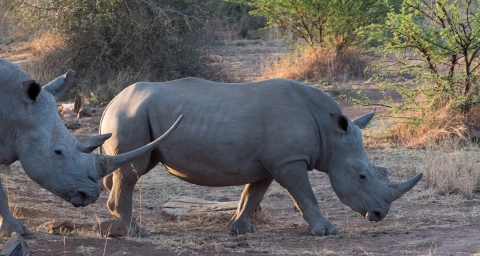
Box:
2;34;480;256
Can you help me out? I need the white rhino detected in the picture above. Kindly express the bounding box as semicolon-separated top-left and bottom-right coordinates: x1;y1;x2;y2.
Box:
0;58;182;237
100;77;422;237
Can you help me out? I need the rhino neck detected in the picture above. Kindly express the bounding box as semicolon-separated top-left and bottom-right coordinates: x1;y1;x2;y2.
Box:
0;130;17;165
314;118;330;173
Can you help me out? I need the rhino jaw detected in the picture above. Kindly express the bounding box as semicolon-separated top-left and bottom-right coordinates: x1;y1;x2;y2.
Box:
92;114;183;179
390;173;423;201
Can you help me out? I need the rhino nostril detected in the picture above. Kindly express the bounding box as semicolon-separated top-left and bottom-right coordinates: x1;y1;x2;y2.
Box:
78;191;89;203
373;210;383;220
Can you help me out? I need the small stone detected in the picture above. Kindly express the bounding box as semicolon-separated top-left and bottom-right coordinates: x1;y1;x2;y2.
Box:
61;103;74;111
98;220;127;237
37;220;75;234
63;113;76;119
63;119;80;130
77;108;92;119
109;252;133;256
90;108;102;117
245;247;269;253
61;108;75;115
73;127;89;136
0;232;31;256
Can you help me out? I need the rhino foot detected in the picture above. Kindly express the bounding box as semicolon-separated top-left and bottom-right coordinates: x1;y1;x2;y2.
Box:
0;220;31;237
227;219;256;234
306;223;338;236
138;228;150;238
126;224;150;238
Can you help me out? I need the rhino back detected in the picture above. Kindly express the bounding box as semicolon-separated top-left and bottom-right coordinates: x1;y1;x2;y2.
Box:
102;78;342;186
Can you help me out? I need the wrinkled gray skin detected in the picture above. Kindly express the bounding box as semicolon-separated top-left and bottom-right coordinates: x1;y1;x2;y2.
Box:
0;58;183;237
100;77;422;237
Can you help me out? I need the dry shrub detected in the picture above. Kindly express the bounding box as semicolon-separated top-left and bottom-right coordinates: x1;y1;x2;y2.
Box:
21;47;73;90
421;142;480;198
390;104;470;148
262;46;368;81
30;32;65;57
465;104;480;139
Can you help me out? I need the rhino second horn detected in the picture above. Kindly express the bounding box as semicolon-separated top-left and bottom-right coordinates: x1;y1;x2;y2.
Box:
390;173;423;201
92;114;183;179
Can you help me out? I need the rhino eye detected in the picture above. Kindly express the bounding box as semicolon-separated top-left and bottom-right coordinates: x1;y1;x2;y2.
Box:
359;174;367;180
54;150;63;155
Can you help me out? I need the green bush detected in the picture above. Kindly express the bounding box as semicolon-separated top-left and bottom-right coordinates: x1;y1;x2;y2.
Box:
366;0;480;144
233;0;395;51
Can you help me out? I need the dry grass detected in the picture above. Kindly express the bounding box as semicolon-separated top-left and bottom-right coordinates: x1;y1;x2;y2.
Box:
421;143;480;199
369;138;480;199
262;46;368;81
389;106;468;148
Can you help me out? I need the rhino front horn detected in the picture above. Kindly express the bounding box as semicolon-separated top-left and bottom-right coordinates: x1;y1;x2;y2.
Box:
92;115;183;179
390;173;423;201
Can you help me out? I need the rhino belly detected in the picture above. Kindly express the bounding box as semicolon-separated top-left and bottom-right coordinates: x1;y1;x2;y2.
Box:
161;161;270;187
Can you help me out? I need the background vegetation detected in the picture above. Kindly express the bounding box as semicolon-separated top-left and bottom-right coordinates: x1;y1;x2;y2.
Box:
3;0;253;105
367;0;480;145
2;0;480;145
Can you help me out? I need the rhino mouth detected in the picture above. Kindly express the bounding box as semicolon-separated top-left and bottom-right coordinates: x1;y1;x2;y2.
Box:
365;209;387;222
68;189;100;207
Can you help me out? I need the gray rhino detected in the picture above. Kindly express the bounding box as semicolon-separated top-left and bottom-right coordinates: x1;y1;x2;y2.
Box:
0;58;182;237
100;77;422;237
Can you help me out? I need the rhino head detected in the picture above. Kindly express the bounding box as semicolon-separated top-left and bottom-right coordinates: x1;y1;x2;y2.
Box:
327;112;422;222
1;59;182;207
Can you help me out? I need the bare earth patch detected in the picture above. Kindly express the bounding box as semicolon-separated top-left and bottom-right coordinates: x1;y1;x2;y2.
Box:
1;36;480;255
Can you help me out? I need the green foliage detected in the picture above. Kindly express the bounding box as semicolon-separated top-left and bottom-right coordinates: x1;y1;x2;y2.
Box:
232;0;394;51
12;0;217;103
369;0;480;117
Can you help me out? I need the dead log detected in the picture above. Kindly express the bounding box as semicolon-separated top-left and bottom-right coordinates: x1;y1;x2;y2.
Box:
162;196;238;217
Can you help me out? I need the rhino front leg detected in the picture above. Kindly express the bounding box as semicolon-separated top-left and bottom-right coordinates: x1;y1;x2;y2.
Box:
103;173;113;192
0;181;30;237
106;164;149;237
228;178;273;234
273;161;338;236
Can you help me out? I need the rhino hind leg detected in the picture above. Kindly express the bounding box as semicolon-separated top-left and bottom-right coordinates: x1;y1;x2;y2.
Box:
228;178;273;234
0;182;31;237
273;161;338;236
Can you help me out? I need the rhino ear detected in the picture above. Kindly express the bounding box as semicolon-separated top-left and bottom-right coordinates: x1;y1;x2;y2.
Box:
77;133;112;153
353;111;374;129
331;114;351;134
22;80;42;103
43;69;75;99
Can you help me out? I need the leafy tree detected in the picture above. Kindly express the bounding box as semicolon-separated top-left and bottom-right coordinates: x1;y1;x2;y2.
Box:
370;0;480;115
232;0;395;51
